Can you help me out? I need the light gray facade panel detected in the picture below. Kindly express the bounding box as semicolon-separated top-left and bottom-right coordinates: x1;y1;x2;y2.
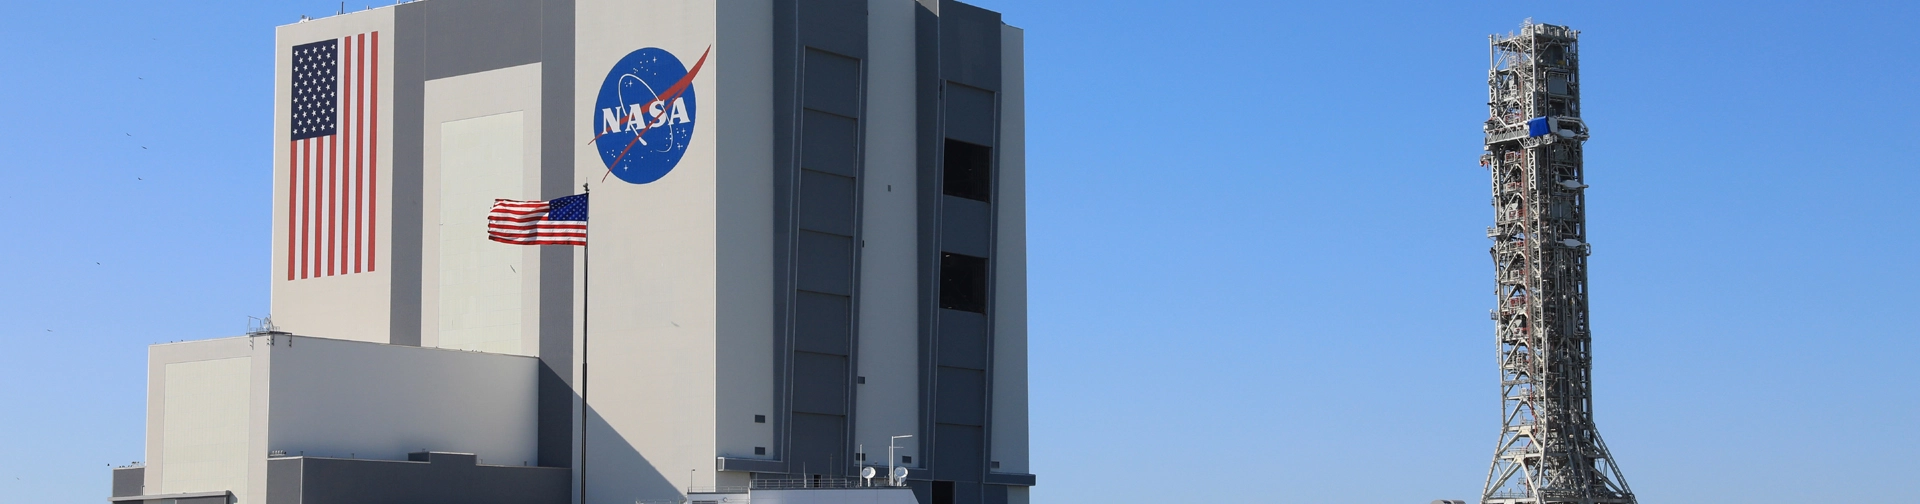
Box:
794;291;852;356
418;0;544;81
796;231;855;296
941;84;996;146
934;367;985;426
800;110;861;177
798;170;858;236
938;195;990;257
803;49;863;118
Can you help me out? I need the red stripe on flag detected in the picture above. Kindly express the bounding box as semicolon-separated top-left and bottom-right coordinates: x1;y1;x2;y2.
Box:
369;31;379;273
300;138;311;279
336;36;349;276
327;134;335;277
354;33;366;274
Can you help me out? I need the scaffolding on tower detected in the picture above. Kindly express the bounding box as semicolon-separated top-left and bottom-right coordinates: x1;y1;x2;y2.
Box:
1478;20;1636;504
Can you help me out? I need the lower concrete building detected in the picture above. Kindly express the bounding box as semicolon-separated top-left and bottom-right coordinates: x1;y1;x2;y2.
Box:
114;0;1031;503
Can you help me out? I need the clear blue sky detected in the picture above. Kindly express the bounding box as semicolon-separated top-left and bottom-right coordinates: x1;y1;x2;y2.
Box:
2;1;1914;502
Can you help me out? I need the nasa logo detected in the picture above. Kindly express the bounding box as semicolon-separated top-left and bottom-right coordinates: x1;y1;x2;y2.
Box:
591;46;710;184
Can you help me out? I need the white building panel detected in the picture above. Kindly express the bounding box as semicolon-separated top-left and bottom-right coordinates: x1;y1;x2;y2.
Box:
159;357;252;498
437;111;529;355
266;336;539;466
990;22;1030;476
269;10;397;344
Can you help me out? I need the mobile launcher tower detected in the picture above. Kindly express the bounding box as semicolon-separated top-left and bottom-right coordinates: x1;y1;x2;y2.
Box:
1477;21;1636;504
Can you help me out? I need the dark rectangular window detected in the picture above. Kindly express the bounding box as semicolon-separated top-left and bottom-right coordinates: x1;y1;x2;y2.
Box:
942;139;992;202
932;480;955;504
939;252;988;313
754;415;767;423
754;447;767;455
902;455;913;464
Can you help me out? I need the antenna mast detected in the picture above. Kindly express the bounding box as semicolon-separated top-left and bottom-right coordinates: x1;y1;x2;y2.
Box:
1479;20;1635;504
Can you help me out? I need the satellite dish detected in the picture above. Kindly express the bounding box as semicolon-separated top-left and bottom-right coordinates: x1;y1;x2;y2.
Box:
861;466;877;479
891;466;910;484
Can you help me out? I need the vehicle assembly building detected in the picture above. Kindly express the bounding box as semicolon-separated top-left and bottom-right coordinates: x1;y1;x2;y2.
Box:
110;1;1031;503
1478;21;1636;504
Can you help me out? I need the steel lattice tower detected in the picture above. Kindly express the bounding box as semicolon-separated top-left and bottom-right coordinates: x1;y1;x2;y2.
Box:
1478;21;1636;504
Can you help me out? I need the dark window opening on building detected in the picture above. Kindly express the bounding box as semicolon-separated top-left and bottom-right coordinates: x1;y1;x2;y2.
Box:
939;253;988;313
943;139;993;202
902;455;912;464
856;453;866;462
754;415;766;423
754;447;766;455
991;461;1001;469
932;480;956;504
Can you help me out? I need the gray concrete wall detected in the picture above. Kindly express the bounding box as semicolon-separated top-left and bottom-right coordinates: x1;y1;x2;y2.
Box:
266;452;567;504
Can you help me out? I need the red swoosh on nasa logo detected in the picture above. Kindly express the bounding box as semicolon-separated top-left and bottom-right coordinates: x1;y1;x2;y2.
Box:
597;46;711;182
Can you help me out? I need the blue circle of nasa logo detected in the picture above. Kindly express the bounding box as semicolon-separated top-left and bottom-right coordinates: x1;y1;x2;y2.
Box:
592;47;706;184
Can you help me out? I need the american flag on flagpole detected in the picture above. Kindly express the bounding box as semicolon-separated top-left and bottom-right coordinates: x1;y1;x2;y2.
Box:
489;194;590;246
288;32;380;280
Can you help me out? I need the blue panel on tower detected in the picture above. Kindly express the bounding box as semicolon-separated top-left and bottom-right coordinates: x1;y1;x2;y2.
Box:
1527;117;1551;137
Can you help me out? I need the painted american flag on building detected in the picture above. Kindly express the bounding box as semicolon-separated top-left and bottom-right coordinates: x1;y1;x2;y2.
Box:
288;32;379;280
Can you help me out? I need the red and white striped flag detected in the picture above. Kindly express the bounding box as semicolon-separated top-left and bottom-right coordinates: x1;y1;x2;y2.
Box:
287;31;379;280
488;194;589;246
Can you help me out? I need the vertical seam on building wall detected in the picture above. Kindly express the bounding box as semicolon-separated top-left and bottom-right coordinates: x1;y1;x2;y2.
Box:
390;2;426;347
915;5;944;477
840;49;872;481
771;0;803;473
978;84;1002;484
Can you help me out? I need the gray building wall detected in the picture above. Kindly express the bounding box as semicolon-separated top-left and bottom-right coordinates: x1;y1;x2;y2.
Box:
914;2;1008;503
113;467;145;498
265;452;568;504
772;0;872;479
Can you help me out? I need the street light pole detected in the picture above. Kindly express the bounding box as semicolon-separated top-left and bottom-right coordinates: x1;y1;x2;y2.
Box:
887;435;913;487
